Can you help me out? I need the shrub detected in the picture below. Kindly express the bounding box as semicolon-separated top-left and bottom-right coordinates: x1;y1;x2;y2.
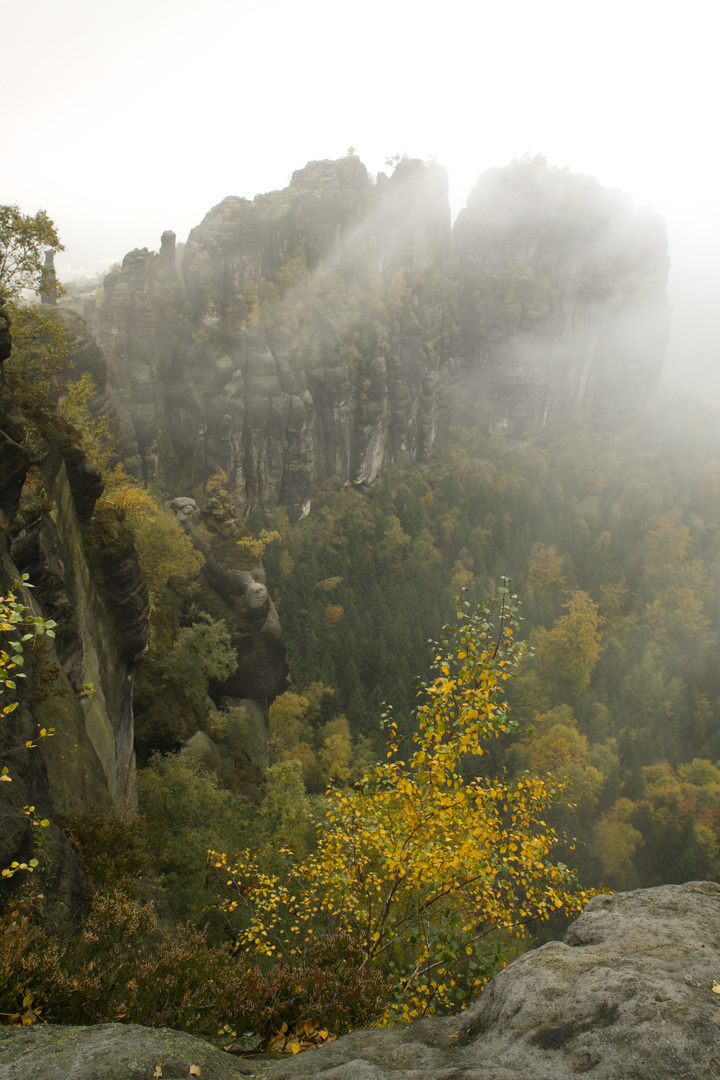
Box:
0;890;389;1038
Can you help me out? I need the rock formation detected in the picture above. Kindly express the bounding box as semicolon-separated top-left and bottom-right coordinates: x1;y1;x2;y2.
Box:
0;307;149;904
1;881;718;1079
39;249;58;306
169;493;287;713
85;155;669;520
0;1022;257;1080
454;160;671;434
265;880;720;1079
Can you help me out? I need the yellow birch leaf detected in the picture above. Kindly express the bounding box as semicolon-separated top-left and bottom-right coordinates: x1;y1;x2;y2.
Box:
712;980;720;994
188;1067;201;1077
153;1068;162;1079
289;1042;302;1054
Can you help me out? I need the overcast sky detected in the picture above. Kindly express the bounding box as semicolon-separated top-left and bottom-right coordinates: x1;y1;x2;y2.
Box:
5;0;718;396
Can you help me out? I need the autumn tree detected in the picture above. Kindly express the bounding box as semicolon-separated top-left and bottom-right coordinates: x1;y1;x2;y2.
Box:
209;583;590;1020
532;590;603;698
0;206;64;302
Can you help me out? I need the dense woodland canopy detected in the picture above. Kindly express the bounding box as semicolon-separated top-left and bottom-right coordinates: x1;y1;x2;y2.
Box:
258;396;720;893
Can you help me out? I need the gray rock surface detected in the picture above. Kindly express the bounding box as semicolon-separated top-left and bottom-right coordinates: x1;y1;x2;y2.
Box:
168;492;288;715
0;1023;264;1080
264;881;720;1080
180;730;223;770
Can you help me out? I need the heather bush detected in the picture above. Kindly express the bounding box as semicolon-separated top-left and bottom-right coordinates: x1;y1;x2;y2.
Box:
0;890;389;1038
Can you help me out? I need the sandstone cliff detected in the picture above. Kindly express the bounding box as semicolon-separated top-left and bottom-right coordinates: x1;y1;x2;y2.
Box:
0;306;150;905
85;155;669;519
1;298;290;894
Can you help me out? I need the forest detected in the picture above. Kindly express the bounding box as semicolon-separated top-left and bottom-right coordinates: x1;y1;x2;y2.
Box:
2;184;719;1048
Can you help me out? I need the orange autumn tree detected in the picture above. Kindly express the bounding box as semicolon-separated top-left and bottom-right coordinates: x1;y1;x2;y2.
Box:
209;582;591;1021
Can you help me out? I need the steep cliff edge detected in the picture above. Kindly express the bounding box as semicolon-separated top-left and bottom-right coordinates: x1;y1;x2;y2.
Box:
85;155;669;518
0;306;149;901
1;301;290;872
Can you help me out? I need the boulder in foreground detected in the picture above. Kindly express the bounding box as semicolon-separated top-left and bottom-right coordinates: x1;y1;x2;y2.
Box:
267;880;720;1080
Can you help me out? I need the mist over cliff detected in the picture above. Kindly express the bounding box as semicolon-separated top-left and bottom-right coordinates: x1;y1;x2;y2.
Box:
84;155;670;519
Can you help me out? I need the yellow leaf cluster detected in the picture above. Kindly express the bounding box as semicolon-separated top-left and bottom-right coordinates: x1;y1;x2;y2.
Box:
1;579;57;876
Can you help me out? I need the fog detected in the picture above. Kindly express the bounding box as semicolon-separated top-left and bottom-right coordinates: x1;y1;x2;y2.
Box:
5;0;718;398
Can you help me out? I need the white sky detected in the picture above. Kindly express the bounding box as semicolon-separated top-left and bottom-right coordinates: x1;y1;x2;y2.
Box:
5;0;718;394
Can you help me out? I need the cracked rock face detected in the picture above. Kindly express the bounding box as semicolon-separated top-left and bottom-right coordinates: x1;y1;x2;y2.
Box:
88;156;668;520
263;881;720;1080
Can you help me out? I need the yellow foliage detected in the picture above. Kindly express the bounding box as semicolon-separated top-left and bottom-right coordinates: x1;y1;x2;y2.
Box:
205;467;230;495
525;544;568;597
237;529;282;563
317;716;353;785
269;691;311;761
209;582;591;1020
98;469;203;614
592;798;642;885
1;578;56;877
60;373;116;471
324;603;343;628
532;590;603;697
268;691;319;784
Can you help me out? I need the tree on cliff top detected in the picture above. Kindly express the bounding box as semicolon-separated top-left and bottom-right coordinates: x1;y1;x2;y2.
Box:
0;205;64;301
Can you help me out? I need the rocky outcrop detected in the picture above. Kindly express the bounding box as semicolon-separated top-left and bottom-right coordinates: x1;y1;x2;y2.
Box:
0;1022;261;1080
454;160;671;434
86;156;669;520
265;880;720;1080
170;494;287;715
87;157;460;517
91;236;181;484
